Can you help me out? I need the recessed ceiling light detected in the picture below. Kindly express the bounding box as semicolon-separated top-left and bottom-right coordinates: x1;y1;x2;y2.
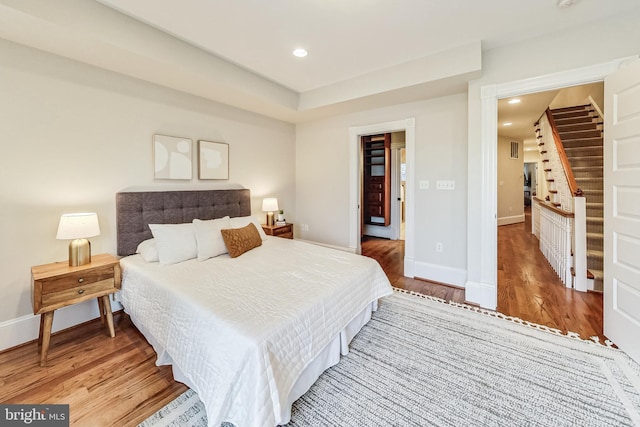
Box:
503;122;513;126
557;0;578;8
292;48;308;58
508;99;521;104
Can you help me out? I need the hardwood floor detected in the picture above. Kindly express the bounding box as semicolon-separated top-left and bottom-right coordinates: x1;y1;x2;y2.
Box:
0;314;188;426
496;208;604;342
361;210;605;343
0;228;604;426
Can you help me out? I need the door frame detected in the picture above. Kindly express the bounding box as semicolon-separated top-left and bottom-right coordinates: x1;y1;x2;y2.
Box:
390;145;403;240
471;56;635;310
349;118;415;275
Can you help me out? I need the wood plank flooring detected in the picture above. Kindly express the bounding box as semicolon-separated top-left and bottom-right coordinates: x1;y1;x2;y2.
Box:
0;314;188;426
361;209;605;343
495;210;604;342
0;225;604;426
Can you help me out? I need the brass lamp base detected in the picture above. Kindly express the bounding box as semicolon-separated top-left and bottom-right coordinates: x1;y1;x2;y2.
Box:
69;238;91;266
266;212;275;226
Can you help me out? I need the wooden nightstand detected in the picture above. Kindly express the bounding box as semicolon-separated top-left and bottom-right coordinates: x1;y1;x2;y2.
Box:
31;253;121;366
262;223;294;239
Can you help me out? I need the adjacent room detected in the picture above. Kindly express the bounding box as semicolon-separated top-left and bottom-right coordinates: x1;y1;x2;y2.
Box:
1;0;640;426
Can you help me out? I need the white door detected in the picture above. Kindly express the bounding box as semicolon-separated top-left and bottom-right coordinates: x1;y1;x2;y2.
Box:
604;58;640;364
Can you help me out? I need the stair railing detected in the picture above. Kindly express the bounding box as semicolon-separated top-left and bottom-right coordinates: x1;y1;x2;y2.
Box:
534;108;588;291
545;109;581;197
533;196;574;287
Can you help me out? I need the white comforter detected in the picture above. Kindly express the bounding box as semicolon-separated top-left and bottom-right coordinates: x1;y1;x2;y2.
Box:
118;237;392;427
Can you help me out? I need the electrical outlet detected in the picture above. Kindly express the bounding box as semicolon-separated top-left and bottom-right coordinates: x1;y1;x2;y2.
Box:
436;180;455;190
300;224;309;232
419;180;429;190
435;242;443;253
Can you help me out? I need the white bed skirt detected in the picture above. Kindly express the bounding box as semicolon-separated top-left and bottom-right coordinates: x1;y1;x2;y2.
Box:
129;299;379;425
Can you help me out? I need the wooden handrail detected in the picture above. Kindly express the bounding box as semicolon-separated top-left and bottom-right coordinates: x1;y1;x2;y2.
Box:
533;197;574;218
545;109;582;197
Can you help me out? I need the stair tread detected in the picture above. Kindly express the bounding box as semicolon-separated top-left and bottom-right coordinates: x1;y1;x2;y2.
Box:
589;269;604;280
571;267;596;280
568;156;603;161
586;217;604;223
576;177;603;181
587;232;604;238
588;249;604;257
572;166;601;170
551;104;592;112
558;138;603;143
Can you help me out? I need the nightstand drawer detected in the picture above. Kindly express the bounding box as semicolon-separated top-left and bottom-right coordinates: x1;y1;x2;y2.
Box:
40;266;116;294
262;223;294;239
41;278;116;310
272;224;293;236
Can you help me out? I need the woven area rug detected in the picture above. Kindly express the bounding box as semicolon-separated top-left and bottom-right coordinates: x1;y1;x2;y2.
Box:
138;289;640;427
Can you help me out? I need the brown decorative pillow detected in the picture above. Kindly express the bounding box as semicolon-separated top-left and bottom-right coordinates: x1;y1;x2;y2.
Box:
220;223;263;258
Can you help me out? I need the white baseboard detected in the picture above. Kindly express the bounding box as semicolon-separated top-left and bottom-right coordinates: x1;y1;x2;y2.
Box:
0;298;123;352
465;280;497;310
363;225;392;239
404;257;415;278
295;238;356;253
413;261;467;288
497;214;525;226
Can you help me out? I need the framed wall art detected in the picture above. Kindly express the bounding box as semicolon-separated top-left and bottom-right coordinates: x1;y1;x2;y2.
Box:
198;140;229;180
153;134;193;180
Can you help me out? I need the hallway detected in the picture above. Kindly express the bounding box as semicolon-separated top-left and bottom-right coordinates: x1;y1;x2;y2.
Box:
497;208;604;341
362;211;605;342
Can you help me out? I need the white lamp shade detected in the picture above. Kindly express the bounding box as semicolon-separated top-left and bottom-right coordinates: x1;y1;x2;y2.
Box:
262;198;279;212
56;213;101;239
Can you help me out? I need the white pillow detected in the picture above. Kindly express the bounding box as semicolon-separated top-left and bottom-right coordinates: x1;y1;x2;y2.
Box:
136;238;159;263
193;216;231;261
230;215;268;240
148;223;197;265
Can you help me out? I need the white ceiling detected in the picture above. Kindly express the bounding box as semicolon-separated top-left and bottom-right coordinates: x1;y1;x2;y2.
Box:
498;91;560;144
96;0;639;92
0;0;637;123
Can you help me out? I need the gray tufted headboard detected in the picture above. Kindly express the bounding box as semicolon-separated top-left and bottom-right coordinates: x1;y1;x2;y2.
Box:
116;189;251;256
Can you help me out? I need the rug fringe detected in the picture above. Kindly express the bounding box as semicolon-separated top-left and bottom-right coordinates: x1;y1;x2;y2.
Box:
391;287;613;348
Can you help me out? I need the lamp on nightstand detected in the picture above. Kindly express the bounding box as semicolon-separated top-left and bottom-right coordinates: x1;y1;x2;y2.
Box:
56;213;101;266
262;198;279;226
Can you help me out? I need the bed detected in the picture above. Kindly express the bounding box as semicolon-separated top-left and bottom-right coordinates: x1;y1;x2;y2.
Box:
115;189;392;427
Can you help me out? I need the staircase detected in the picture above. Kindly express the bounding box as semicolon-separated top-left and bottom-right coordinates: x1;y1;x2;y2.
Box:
550;105;604;291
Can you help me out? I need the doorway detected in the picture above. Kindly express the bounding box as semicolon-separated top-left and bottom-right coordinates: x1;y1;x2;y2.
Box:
523;162;537;207
360;132;406;241
495;83;605;335
471;57;629;310
349;118;415;276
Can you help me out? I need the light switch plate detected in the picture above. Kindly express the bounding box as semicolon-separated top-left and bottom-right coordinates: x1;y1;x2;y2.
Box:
436;180;455;190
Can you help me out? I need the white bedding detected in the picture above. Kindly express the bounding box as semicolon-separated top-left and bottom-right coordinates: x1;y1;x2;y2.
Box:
118;237;392;427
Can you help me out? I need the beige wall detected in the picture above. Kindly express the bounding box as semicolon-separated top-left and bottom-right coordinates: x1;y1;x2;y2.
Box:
295;93;468;281
550;82;604;113
497;136;524;224
0;39;295;342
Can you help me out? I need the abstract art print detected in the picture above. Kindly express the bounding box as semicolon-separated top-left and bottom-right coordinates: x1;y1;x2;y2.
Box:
153;134;192;180
198;140;229;180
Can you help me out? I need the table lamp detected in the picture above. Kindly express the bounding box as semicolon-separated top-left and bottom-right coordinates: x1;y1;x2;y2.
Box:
56;213;101;266
262;198;279;226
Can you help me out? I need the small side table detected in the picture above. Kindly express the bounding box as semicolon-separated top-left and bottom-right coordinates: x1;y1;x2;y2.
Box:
31;253;121;366
262;223;294;239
